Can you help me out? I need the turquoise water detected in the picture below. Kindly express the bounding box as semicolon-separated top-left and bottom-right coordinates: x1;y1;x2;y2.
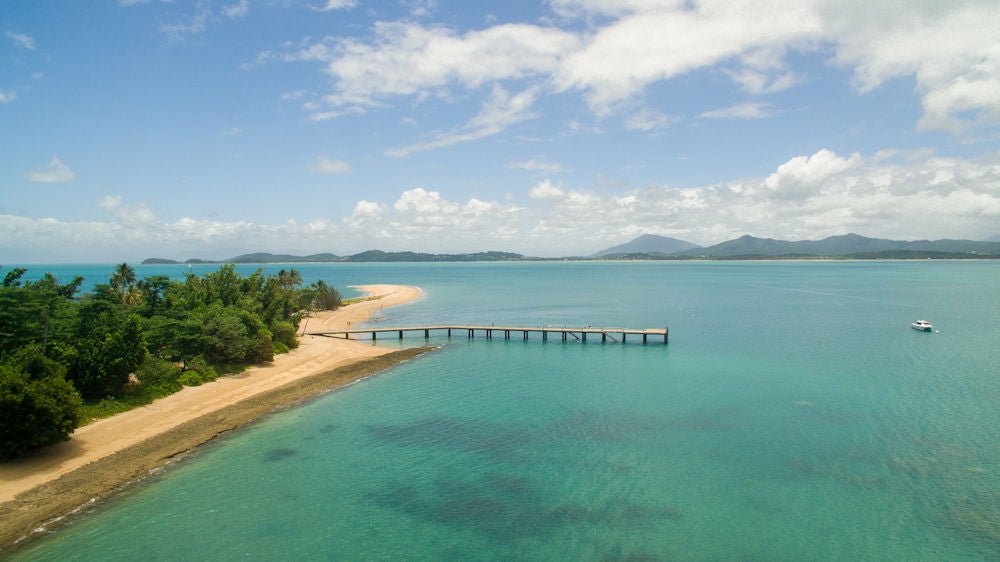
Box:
11;261;1000;560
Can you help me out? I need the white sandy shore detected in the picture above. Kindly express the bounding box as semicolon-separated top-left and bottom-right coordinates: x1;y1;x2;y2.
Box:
0;284;423;504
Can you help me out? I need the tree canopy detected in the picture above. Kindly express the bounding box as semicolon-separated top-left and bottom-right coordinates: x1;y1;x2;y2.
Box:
0;264;342;458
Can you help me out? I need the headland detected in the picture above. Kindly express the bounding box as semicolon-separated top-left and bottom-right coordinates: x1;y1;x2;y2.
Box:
0;284;426;552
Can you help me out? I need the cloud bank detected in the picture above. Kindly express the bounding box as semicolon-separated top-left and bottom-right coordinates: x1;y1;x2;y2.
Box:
5;148;998;261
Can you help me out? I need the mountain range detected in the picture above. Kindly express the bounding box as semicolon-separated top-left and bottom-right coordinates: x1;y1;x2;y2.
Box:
142;233;1000;264
669;233;1000;258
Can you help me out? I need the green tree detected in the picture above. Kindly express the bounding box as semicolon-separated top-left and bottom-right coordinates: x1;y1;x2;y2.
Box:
0;350;82;459
110;263;139;305
309;280;342;311
3;267;27;287
66;303;147;399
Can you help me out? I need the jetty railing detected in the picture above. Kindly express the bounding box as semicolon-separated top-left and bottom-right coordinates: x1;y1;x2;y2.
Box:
306;325;668;344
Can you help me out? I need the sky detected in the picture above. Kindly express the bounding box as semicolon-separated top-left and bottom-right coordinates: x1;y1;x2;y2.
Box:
2;0;999;262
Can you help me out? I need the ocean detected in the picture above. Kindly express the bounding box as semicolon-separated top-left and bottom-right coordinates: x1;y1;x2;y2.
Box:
9;261;1000;560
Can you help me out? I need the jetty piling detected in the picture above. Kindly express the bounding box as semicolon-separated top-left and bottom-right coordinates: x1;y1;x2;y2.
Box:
308;325;668;345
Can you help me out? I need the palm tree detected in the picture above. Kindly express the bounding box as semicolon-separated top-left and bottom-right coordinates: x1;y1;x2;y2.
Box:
277;268;303;289
110;262;137;304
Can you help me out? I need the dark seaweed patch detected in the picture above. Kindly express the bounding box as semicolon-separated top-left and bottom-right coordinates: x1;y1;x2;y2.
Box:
263;447;297;462
366;416;532;460
366;473;682;542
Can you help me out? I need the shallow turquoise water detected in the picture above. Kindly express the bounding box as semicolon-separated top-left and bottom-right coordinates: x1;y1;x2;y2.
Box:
11;261;1000;560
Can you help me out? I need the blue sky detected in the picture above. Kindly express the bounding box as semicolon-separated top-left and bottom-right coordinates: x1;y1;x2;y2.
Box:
2;0;999;262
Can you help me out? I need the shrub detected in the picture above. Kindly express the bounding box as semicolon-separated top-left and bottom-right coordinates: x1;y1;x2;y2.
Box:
271;321;298;349
187;356;218;382
0;356;82;459
249;332;274;363
136;357;181;393
273;341;290;355
178;370;203;386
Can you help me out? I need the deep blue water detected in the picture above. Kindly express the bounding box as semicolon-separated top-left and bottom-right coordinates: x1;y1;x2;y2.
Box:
10;261;1000;560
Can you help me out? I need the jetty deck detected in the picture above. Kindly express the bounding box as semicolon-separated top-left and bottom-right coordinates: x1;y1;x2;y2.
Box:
307;325;668;344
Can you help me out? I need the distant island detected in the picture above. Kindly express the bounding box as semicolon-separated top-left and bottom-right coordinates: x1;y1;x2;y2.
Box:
143;233;1000;264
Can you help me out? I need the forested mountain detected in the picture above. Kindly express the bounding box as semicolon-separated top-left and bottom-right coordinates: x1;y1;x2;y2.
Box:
592;234;701;257
673;234;1000;257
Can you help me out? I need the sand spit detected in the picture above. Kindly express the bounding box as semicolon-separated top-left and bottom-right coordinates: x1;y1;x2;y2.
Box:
0;284;426;552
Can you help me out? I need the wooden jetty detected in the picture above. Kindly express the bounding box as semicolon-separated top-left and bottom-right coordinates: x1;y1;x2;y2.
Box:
307;325;668;344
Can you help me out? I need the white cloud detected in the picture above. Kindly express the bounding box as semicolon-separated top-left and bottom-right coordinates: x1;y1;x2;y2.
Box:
553;3;822;113
827;1;1000;135
624;108;675;131
160;2;212;41
6;31;35;50
281;90;306;101
0;89;16;104
311;156;351;174
387;188;521;236
352;200;385;218
529;179;566;199
698;102;776;120
222;0;249;19
99;195;157;225
401;0;436;17
4;148;1000;260
314;21;579;110
25;157;76;183
312;0;357;11
260;1;1000;137
764;149;862;200
222;127;244;136
386;85;539;157
509;159;564;173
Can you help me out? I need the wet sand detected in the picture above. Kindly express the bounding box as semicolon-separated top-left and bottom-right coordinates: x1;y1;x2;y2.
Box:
0;284;426;551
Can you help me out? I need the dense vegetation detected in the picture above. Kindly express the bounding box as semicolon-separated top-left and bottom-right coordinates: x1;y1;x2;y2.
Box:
0;264;341;459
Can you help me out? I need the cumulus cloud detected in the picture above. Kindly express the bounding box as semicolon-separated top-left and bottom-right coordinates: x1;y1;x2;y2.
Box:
0;89;16;104
25;157;76;183
311;156;351;174
386;85;539;157
763;149;862;199
296;21;578;110
553;2;822;113
5;149;1000;260
254;0;1000;138
387;187;521;236
529;179;566;199
6;31;35;50
826;1;1000;134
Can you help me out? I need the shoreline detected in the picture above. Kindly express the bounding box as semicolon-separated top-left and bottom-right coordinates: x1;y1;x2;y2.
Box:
0;284;426;552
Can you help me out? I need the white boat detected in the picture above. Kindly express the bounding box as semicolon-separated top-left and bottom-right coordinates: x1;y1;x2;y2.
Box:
911;320;933;331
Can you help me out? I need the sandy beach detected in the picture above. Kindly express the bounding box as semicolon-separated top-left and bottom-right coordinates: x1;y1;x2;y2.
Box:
0;284;425;551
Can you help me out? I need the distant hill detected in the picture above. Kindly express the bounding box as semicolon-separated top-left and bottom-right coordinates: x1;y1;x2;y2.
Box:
143;250;524;264
673;233;1000;258
344;250;523;262
141;234;1000;264
592;234;700;257
228;252;340;263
